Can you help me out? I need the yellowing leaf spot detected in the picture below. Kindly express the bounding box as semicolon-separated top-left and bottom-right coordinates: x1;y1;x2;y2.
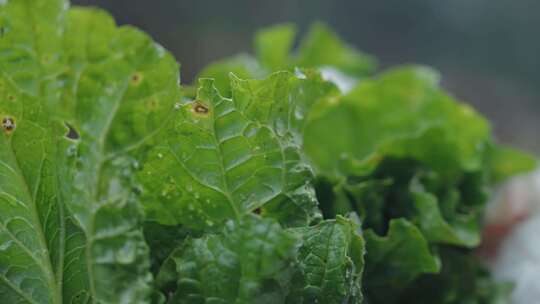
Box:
147;99;158;110
130;72;143;86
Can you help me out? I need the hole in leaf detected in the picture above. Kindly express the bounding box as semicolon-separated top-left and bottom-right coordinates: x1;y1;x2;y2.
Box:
65;122;80;140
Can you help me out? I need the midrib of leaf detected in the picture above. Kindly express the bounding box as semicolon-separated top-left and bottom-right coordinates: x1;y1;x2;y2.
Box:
167;146;231;221
4;137;60;304
69;18;137;297
237;82;294;212
84;76;130;301
316;222;336;289
220;84;286;214
62;51;100;300
208;98;241;219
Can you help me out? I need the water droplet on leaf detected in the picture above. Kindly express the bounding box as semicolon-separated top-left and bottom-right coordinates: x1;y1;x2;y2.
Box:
67;145;77;157
294;108;304;120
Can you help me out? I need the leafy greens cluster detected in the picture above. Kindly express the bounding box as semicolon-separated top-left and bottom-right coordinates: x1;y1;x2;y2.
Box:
0;1;535;304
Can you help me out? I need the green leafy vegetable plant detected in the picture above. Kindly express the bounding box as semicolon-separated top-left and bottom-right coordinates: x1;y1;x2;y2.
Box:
0;1;535;303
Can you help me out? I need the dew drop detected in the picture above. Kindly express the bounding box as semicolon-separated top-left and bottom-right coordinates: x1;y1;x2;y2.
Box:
294;68;307;79
205;220;214;227
174;102;182;110
181;152;189;161
157;153;163;159
275;118;287;136
186;183;193;192
243;124;258;137
294;108;304;120
105;86;116;95
66;145;77;157
0;240;13;251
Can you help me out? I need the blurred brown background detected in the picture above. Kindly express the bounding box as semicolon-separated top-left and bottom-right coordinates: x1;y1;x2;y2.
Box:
73;0;540;153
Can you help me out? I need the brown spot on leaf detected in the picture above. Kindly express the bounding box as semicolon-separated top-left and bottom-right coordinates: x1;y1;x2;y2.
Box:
2;117;15;133
148;99;158;110
130;72;143;86
192;101;209;115
7;95;15;101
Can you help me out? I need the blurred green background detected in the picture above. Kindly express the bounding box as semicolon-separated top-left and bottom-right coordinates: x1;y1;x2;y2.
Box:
73;0;540;152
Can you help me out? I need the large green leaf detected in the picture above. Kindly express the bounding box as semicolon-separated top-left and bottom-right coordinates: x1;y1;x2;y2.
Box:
254;24;297;71
363;219;439;303
0;1;181;302
286;216;365;304
401;247;513;304
487;144;537;183
159;215;366;304
293;22;376;77
140;71;337;229
0;107;82;304
0;1;85;303
304;66;491;178
168;215;298;304
196;55;265;97
411;187;480;247
61;7;182;303
196;22;376;96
